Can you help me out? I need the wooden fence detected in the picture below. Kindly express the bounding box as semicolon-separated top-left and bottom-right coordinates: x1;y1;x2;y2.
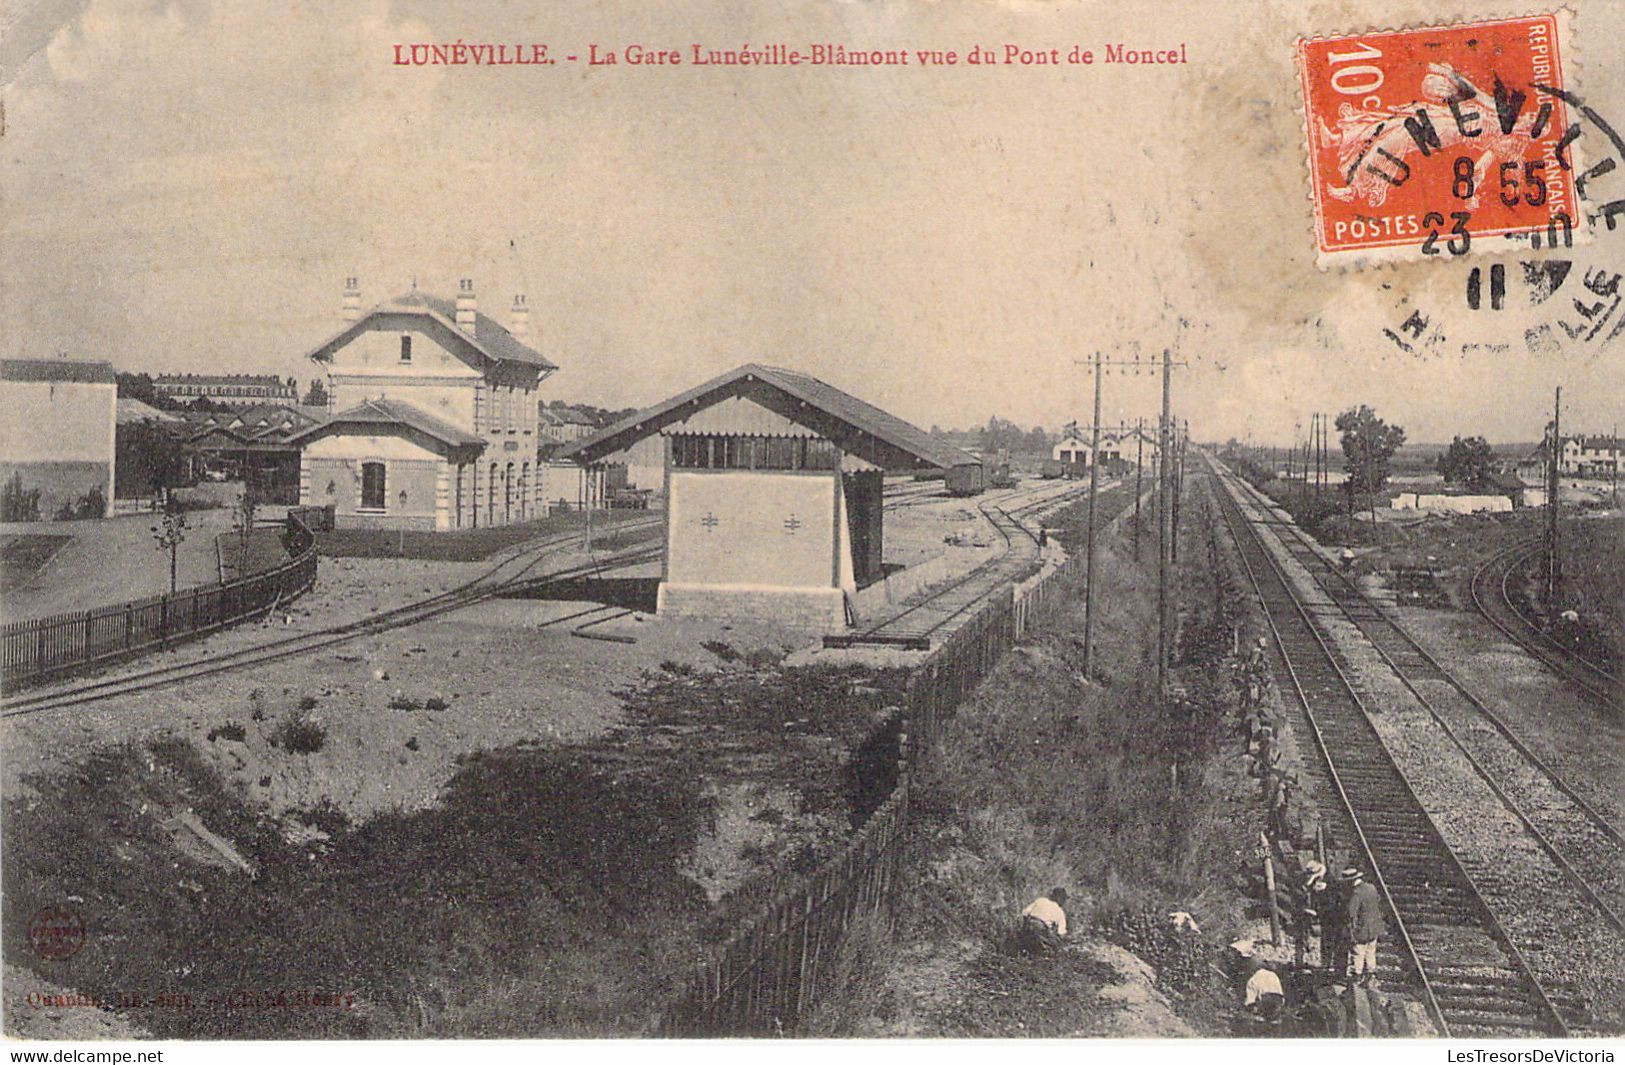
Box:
1;514;318;692
660;581;1046;1034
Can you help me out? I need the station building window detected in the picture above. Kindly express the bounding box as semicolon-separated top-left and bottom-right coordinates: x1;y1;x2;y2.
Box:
361;462;387;510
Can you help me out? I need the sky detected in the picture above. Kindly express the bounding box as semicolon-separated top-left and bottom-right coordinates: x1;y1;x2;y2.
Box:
3;0;1624;446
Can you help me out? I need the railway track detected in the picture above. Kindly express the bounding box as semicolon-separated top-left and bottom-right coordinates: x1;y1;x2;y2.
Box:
1223;473;1625;934
825;479;1114;650
1206;457;1590;1037
1;517;664;719
1470;540;1621;709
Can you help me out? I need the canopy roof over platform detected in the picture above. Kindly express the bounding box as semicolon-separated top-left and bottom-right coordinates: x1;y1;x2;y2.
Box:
558;363;978;473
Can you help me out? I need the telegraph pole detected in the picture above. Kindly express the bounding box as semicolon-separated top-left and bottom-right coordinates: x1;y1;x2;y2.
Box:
1547;387;1562;609
1157;348;1174;699
1134;418;1144;561
1082;352;1104;676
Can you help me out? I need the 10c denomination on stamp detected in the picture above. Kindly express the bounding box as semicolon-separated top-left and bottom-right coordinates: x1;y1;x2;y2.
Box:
1297;13;1578;267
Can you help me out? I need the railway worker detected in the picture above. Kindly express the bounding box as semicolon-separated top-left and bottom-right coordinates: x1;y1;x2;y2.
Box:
1018;887;1068;956
1242;958;1286;1022
1345;868;1386;988
1340;547;1356;573
1322;869;1354;979
1297;860;1329;964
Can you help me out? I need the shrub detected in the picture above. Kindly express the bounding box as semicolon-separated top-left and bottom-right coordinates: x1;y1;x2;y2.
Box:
388;694;421;711
207;722;247;743
2;474;42;522
51;486;107;521
425;696;450;712
269;713;326;754
745;647;785;670
701;640;740;662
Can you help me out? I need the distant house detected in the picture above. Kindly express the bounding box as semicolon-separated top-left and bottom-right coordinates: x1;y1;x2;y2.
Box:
1561;434;1622;478
1097;425;1158;466
1051;425;1156;467
293;278;558;529
1051;431;1091;465
154;373;297;407
540;405;601;444
1;359;117;518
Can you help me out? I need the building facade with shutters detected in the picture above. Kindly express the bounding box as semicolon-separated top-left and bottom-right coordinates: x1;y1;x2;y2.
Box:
293;279;558;529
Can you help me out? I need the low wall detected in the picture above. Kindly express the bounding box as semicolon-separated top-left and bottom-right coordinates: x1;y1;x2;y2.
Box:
1392;492;1513;514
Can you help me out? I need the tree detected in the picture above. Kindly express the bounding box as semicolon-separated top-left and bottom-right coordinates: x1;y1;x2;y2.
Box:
1336;405;1406;517
302;379;329;407
2;473;42;522
1436;434;1497;490
116;371;159;405
117;421;193;502
1026;426;1050;453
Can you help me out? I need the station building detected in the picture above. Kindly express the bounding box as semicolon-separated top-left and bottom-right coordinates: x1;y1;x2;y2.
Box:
558;363;978;629
292;279;558;530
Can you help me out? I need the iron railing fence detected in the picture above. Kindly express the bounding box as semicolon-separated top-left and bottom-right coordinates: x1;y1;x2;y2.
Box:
1;514;318;692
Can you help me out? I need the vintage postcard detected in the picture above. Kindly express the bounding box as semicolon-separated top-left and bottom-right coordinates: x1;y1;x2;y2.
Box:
1;0;1621;1057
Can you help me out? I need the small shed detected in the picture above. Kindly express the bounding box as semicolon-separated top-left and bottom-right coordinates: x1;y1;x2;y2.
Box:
559;364;978;629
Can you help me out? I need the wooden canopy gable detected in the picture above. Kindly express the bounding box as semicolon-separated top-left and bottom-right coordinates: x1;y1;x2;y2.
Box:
558;364;979;474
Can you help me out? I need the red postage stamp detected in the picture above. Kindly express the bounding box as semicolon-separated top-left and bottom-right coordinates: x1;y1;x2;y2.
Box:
1297;13;1578;266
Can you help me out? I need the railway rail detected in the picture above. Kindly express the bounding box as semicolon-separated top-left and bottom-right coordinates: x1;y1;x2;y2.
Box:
1;517;665;719
1470;540;1621;709
1207;456;1589;1037
1223;473;1625;933
826;479;1114;650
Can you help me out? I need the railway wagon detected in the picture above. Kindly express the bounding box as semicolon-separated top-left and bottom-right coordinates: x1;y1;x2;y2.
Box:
944;462;986;496
1041;459;1089;480
987;462;1016;489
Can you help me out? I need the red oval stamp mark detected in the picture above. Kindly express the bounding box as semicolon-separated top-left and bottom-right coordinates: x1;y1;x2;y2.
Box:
27;905;86;960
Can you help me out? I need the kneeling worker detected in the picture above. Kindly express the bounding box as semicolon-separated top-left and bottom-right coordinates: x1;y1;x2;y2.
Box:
1019;888;1068;955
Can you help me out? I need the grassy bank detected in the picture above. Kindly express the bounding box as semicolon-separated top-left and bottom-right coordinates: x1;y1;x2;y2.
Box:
825;487;1258;1035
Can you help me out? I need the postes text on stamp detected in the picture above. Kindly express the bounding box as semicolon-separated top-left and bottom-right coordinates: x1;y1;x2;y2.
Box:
1298;14;1577;266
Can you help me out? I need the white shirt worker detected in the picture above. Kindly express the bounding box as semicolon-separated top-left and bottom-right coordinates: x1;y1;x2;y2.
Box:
1021;896;1066;936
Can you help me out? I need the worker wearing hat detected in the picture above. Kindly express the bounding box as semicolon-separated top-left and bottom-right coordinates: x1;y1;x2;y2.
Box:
1344;867;1386;987
1320;866;1355;977
1295;860;1329;965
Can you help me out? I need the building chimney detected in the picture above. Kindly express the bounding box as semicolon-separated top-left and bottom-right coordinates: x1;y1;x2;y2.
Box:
510;293;529;339
456;278;477;333
341;276;362;322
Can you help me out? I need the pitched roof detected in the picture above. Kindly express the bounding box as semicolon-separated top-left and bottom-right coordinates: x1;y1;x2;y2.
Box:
304;291;558;373
542;406;600;427
288;398;485;449
2;358;117;385
116;398;182;424
559;363;979;471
